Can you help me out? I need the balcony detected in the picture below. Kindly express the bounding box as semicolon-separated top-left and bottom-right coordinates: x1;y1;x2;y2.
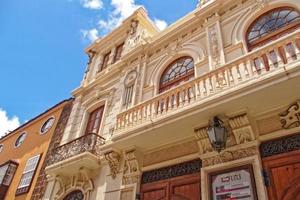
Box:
46;133;105;176
113;31;300;146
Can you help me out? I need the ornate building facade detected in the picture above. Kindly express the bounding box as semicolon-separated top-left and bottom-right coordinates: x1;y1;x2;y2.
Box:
0;99;73;200
43;0;300;199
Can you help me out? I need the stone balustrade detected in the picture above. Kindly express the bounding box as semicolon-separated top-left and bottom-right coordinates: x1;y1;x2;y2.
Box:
116;31;300;133
47;133;105;166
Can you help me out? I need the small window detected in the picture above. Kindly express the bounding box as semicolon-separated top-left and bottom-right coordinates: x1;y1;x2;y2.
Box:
99;52;111;72
85;106;105;135
0;144;3;153
16;154;41;195
14;132;27;148
113;43;124;63
40;117;55;134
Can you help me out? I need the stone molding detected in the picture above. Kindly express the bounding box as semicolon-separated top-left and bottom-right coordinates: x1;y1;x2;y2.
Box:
105;150;121;179
202;146;258;167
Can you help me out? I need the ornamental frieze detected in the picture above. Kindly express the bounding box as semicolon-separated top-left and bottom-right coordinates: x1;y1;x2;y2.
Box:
141;159;201;184
260;134;300;158
280;101;300;129
202;146;258;167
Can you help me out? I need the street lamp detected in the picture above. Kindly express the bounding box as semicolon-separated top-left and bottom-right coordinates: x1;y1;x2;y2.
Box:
207;116;228;153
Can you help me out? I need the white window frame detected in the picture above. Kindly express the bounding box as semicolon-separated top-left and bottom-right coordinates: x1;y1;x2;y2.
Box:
17;154;41;190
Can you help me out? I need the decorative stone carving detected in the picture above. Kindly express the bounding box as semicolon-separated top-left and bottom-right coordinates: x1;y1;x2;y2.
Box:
260;133;300;158
125;19;149;53
229;114;255;144
194;126;213;154
209;26;220;67
280;101;300;129
202;146;258;167
166;39;182;56
124;70;138;87
54;168;94;200
105;150;121;179
255;0;268;9
122;149;141;185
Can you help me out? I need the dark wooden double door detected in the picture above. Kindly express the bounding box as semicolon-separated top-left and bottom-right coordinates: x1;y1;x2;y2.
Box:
141;173;201;200
263;149;300;200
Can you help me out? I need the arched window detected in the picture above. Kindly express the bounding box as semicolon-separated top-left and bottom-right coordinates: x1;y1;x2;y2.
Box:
63;190;84;200
85;105;105;135
159;56;194;93
246;7;300;50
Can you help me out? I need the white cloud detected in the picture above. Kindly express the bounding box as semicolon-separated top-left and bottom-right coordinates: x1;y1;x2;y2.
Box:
0;108;20;138
81;0;168;39
81;0;103;9
98;0;142;34
81;28;99;42
154;18;168;31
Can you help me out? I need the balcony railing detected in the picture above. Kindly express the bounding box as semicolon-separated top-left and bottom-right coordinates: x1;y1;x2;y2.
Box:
47;133;105;166
116;31;300;132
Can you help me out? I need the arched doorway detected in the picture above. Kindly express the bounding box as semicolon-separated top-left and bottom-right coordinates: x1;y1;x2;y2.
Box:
63;190;84;200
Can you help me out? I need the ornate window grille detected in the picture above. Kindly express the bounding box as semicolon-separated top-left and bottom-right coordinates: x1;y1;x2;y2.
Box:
246;7;300;50
159;56;194;93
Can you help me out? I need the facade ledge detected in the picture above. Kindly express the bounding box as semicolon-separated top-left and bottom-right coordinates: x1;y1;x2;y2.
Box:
45;152;101;176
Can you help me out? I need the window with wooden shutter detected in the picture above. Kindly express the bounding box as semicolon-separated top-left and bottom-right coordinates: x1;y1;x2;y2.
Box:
85;106;105;135
16;154;41;195
99;52;111;71
0;161;18;199
113;43;124;63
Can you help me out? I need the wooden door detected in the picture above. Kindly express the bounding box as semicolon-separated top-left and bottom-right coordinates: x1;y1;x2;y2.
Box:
142;181;168;200
141;173;200;200
262;150;300;200
170;174;201;200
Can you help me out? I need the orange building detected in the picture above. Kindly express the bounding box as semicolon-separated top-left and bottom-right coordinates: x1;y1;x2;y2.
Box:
0;99;73;200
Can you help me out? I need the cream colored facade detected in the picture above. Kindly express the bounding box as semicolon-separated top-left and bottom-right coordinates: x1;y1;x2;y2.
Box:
44;0;300;199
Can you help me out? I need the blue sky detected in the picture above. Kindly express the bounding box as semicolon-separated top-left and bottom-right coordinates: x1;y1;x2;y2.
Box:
0;0;197;136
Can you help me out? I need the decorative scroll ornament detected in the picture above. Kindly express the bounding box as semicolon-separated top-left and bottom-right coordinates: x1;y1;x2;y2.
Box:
280;101;300;129
142;159;201;184
202;146;257;167
122;149;141;185
194;126;213;154
105;151;121;179
229;114;255;144
260;134;300;158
